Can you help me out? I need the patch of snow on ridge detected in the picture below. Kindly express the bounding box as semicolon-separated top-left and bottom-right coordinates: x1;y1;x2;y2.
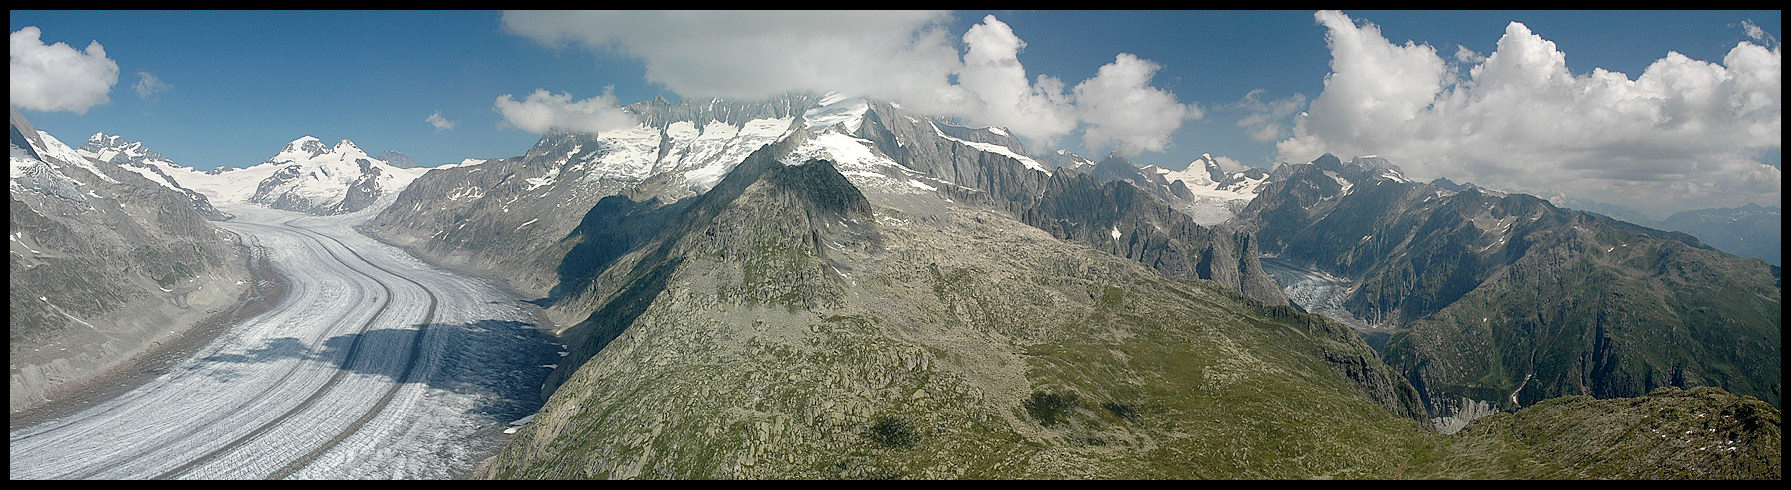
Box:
115;164;180;191
928;121;1046;172
34;130;116;183
782;131;932;196
525;166;560;191
816;91;851;107
1322;169;1352;195
803;95;870;135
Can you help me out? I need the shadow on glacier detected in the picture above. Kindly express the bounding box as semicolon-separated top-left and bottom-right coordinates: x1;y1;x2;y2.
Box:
197;319;563;422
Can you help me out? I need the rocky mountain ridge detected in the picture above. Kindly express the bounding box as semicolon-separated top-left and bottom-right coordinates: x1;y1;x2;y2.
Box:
371;92;1288;329
9;109;249;414
482;132;1438;478
76;133;230;220
1081;152;1271;226
478;125;1776;479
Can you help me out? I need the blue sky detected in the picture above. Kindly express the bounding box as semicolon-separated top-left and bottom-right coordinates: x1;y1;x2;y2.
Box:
10;10;1781;216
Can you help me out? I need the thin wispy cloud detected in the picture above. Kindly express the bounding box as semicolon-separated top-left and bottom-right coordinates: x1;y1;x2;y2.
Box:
1742;20;1766;41
10;26;119;114
133;71;171;99
1232;89;1306;144
426;111;456;131
1278;10;1781;217
1739;19;1778;47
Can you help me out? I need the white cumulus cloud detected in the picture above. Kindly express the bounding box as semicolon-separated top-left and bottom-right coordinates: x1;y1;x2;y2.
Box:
494;88;639;135
500;11;1193;156
426;111;456;131
953;15;1079;147
10;26;119;114
1233;89;1306;143
1278;10;1781;217
1074;53;1198;156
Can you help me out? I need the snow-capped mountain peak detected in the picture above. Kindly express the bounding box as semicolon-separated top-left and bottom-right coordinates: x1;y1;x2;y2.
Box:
1083;151;1270;226
274;136;331;161
1346;155;1409;183
1160;154;1224;188
802;92;870;135
75;133;192;191
80;132;166;166
243;135;427;213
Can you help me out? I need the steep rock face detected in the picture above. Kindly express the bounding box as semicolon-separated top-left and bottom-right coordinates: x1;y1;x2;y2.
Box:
852;99;1285;306
854;99;1051;204
1235;154;1782;425
484;145;1434;479
9;110;248;413
1016;170;1286;305
1382;211;1781;412
1037;149;1098;173
376;150;419;169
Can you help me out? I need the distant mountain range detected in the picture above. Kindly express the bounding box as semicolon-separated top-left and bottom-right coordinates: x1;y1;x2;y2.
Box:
79;132;430;216
1079;151;1271;226
1544;195;1779;266
1659;203;1780;266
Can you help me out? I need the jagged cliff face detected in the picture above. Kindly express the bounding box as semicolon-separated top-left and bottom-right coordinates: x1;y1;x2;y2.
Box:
484;142;1429;478
1235;154;1782;425
9;109;248;413
1014;170;1286;304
